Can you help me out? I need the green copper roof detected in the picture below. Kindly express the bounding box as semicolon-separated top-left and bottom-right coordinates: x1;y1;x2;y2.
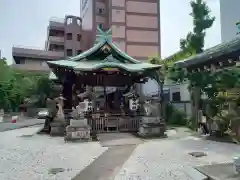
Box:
47;26;142;64
176;36;240;67
58;26;140;64
48;55;160;72
47;26;161;78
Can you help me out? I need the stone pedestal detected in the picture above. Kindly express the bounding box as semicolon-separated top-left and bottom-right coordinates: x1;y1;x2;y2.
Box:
64;119;91;142
50;121;65;136
0;109;4;123
233;156;240;173
138;116;165;138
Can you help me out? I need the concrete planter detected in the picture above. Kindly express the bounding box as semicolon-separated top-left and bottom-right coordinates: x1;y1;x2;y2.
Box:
233;156;240;173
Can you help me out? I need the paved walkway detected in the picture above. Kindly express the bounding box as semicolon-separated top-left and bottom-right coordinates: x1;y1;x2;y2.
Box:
98;133;143;147
73;145;136;180
72;133;142;180
0;118;45;132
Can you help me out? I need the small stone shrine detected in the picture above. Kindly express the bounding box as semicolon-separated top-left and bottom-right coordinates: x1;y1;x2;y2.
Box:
65;101;91;141
138;99;165;137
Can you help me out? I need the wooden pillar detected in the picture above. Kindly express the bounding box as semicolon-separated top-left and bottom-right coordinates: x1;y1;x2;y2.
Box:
62;73;73;124
104;84;107;110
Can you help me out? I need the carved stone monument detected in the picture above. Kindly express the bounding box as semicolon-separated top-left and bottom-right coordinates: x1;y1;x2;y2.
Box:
138;100;165;137
50;94;66;136
64;101;91;142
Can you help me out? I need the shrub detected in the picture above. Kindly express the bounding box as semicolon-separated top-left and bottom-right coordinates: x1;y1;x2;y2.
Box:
166;103;187;126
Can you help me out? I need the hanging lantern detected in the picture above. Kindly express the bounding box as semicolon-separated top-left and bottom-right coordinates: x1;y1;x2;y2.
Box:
87;100;93;112
129;99;139;111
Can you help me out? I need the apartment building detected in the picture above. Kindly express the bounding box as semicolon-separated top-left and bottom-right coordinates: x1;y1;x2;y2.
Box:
81;0;161;60
220;0;240;42
12;15;94;71
12;0;161;71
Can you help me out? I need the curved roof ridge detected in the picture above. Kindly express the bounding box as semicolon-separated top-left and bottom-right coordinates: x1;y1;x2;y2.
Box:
106;39;141;64
67;41;105;61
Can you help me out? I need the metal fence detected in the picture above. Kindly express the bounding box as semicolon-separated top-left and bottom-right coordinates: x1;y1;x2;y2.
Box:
170;101;192;117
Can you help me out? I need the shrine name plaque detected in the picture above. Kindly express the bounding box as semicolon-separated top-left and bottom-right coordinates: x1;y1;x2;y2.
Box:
71;129;90;139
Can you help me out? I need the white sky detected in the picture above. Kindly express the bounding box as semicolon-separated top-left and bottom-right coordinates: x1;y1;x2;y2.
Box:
0;0;221;63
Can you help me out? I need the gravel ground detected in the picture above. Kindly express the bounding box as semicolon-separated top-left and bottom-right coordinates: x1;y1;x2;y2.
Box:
0;126;108;180
114;136;240;180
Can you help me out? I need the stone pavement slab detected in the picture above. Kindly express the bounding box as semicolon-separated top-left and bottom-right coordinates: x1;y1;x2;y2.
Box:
196;163;240;180
72;145;136;180
98;133;143;147
0;126;107;180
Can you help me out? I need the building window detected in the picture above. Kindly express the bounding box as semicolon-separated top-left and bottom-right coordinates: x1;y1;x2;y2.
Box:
172;92;181;101
66;33;72;40
77;19;81;26
77;34;82;41
77;50;82;55
98;8;105;14
20;59;25;64
236;21;240;35
98;23;103;30
66;49;73;56
66;18;73;25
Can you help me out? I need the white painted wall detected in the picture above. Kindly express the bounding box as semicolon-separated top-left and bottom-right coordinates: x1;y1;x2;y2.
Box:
220;0;240;42
81;0;93;30
164;78;190;101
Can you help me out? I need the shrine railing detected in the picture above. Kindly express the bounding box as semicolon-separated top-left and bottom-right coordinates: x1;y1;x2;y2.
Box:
87;114;140;133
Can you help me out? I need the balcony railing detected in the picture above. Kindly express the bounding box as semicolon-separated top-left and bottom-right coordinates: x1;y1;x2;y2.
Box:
11;64;50;72
48;36;64;43
49;17;65;23
49;17;65;29
13;45;44;50
12;46;64;59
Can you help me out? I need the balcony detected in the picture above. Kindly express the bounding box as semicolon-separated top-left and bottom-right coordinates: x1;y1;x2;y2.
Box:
48;36;64;45
12;46;64;60
49;17;65;30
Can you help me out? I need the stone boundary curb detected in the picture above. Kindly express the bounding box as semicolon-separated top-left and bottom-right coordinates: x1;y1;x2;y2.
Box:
0;123;44;132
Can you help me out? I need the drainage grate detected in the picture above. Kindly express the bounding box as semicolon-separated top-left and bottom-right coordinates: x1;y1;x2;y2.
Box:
188;152;207;158
48;168;65;175
19;134;34;138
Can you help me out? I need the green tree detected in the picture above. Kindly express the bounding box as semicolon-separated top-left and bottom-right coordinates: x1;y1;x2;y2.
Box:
180;0;215;53
168;0;215;128
0;57;54;111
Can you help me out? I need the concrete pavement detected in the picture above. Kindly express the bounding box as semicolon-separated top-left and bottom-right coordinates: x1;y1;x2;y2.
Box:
0;118;45;132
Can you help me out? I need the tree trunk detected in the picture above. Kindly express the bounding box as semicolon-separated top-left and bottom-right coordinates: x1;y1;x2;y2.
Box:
192;87;201;130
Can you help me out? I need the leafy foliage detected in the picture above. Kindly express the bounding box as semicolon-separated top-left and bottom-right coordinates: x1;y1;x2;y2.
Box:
166;103;187;126
0;58;54;111
180;0;215;53
165;0;216;128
